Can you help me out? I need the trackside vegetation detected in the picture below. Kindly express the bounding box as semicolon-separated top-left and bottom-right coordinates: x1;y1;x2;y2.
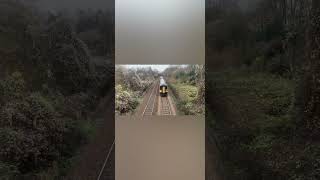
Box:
0;1;113;178
115;66;157;115
164;65;205;115
206;0;320;179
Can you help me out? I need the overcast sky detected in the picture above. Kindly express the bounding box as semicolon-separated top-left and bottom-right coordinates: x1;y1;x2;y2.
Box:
125;65;170;72
123;65;188;72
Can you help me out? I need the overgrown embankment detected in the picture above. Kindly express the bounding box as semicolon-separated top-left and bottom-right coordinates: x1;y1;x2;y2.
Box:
169;82;204;115
207;70;320;180
164;65;205;115
0;1;114;178
115;66;157;115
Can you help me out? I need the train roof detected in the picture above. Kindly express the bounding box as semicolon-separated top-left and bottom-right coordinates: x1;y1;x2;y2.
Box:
160;78;167;86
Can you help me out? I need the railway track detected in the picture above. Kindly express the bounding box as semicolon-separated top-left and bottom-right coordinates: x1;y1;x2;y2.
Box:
141;82;176;116
142;83;158;116
97;140;115;180
96;82;175;179
159;96;173;115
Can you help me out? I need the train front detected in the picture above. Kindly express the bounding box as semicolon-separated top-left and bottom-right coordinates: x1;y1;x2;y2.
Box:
159;77;168;97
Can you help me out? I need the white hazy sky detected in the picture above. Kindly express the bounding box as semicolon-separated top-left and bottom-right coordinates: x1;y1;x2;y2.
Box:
123;65;187;72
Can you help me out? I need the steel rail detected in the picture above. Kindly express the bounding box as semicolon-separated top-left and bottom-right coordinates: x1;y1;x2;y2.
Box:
97;140;115;180
142;83;157;116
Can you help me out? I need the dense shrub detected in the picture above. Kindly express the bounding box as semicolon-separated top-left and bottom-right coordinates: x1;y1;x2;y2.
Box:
115;66;157;114
0;72;26;104
163;65;205;115
0;12;112;178
0;1;114;178
93;60;114;96
170;83;204;115
0;72;106;177
46;19;94;95
0;128;53;172
206;70;320;179
0;161;19;178
0;80;65;172
115;85;139;115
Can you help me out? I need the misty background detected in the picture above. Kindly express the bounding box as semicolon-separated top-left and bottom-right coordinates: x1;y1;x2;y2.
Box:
33;0;114;12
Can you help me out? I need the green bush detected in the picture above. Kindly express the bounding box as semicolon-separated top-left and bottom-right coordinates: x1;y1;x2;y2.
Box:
170;83;204;115
247;134;276;152
0;92;65;172
0;161;19;179
207;70;299;179
0;128;53;172
115;85;139;114
0;77;100;176
0;2;113;177
0;72;25;104
76;120;96;144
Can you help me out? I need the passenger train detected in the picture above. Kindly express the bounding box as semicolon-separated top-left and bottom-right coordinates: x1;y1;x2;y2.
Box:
159;76;168;97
